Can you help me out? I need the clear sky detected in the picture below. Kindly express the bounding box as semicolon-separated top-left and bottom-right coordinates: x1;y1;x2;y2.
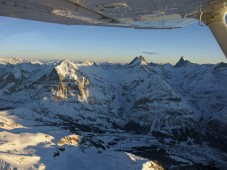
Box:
0;16;226;64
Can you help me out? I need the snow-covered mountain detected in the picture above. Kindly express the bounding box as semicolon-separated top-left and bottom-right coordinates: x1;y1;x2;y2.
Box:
0;57;226;170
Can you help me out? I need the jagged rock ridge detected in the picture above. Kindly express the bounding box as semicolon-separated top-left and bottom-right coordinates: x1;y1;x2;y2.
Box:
175;56;191;67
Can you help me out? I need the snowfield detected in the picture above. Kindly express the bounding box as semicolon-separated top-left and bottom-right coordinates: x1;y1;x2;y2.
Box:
0;56;226;170
0;109;161;170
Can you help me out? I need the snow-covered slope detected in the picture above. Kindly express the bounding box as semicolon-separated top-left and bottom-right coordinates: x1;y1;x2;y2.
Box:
0;57;226;170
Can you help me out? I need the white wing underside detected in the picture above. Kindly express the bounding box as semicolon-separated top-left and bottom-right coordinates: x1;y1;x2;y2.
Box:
0;0;222;29
1;0;227;57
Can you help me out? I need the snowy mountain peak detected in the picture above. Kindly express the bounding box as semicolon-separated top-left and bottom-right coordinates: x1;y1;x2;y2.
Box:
57;59;76;67
138;55;146;62
83;60;95;66
0;58;27;65
55;60;78;81
129;56;147;66
175;56;191;67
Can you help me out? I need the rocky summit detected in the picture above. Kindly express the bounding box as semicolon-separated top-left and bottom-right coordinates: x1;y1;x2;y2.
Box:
0;57;226;170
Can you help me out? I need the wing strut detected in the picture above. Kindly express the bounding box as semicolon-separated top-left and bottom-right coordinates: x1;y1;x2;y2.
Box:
202;2;227;58
208;15;227;58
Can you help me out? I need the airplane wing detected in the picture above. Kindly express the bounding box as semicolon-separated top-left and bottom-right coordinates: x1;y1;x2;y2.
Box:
0;0;227;57
0;0;215;29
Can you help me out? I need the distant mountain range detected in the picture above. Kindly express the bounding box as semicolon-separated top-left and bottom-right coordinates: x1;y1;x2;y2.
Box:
0;57;226;170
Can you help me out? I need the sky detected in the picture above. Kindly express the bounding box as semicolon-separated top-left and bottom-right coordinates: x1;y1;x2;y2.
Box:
0;16;226;64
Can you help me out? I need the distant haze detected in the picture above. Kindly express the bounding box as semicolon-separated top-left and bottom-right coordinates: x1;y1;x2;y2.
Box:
0;16;226;64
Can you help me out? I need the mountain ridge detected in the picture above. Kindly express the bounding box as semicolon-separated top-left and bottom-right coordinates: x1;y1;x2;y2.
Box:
0;56;226;169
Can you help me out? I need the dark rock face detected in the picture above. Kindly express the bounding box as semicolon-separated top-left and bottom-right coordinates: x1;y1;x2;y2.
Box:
175;56;191;67
129;55;147;65
205;120;227;152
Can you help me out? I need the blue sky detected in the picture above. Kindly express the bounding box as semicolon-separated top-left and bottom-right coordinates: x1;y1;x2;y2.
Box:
0;16;226;64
